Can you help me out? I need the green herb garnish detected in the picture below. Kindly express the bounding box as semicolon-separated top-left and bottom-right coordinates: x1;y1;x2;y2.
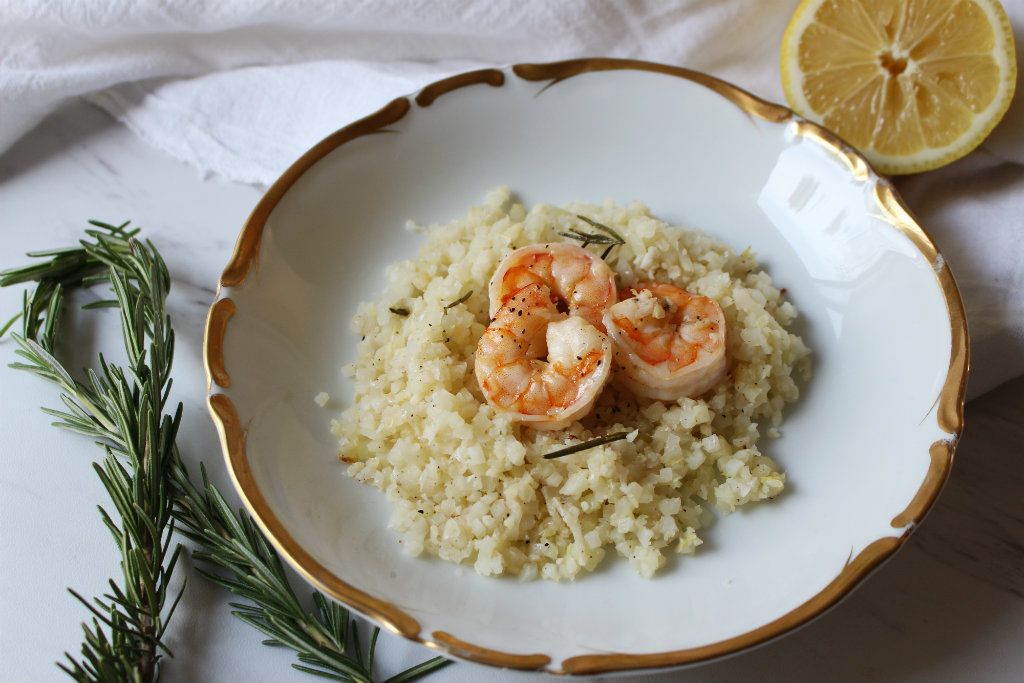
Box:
443;290;473;312
558;215;627;260
389;306;410;316
544;431;633;459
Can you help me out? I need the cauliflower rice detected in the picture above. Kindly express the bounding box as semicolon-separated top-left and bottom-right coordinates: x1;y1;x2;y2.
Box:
332;188;810;580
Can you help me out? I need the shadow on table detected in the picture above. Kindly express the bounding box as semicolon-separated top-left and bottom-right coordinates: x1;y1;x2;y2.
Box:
0;103;119;184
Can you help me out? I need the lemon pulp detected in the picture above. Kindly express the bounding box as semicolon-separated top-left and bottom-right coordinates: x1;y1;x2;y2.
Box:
781;0;1017;174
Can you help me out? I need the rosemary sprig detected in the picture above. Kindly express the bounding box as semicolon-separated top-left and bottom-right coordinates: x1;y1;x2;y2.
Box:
543;431;633;459
2;222;450;683
443;290;472;312
559;215;626;260
2;221;181;683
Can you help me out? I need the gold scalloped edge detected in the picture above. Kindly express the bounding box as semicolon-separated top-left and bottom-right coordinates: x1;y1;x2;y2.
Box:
873;181;968;436
415;68;505;107
204;298;236;388
890;440;956;529
203;58;970;676
430;631;551;670
874;180;967;532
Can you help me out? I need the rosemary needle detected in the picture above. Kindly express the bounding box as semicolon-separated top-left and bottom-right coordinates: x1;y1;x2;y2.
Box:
388;306;410;316
544;431;633;459
576;215;626;244
443;290;472;312
559;215;626;260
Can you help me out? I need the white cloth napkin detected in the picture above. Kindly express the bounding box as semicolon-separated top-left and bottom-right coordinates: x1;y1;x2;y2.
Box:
1;0;1022;398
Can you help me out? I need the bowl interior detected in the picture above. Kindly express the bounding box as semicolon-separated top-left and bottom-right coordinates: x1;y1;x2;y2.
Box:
215;66;956;669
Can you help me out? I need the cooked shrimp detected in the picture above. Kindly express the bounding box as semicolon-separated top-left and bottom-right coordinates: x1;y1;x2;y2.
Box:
603;282;727;401
488;243;616;329
475;283;613;429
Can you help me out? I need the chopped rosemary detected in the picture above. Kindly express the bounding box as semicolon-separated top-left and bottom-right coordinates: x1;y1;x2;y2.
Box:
576;215;626;243
543;431;632;459
557;228;617;247
558;215;626;260
443;290;472;312
389;306;410;316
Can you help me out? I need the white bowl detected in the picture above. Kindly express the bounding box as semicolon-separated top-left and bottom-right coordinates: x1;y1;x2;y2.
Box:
204;59;967;675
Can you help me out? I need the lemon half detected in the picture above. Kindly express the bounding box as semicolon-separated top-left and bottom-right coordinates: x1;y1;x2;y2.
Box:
781;0;1017;174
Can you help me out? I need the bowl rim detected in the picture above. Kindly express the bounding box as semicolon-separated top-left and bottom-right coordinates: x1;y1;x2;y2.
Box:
203;58;969;675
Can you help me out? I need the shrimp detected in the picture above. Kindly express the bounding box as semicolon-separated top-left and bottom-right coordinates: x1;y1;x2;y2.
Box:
603;282;727;401
488;243;616;329
475;283;613;429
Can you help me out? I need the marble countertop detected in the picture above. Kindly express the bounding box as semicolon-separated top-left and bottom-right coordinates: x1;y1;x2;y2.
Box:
1;101;1021;683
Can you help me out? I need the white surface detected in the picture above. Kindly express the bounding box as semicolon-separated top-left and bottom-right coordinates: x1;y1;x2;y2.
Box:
4;0;1021;398
1;102;1022;683
218;65;955;670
